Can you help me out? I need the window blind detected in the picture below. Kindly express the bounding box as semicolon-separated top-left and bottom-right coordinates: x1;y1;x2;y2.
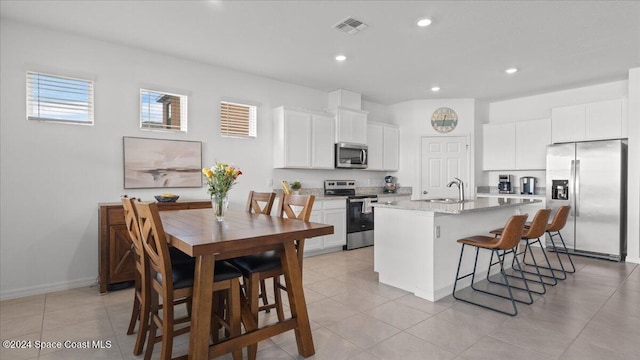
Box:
27;72;94;125
220;101;257;138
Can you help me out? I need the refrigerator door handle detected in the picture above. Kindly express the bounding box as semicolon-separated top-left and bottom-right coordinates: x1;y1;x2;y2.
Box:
574;159;580;217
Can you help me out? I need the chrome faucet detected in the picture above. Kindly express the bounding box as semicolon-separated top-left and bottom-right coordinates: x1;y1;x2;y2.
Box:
447;177;465;202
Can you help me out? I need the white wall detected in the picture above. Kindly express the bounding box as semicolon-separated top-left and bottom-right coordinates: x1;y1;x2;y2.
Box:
388;99;477;199
489;80;628;123
627;68;640;264
0;20;389;299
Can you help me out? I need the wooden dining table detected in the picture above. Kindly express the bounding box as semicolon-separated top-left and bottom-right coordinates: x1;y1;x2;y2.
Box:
159;207;334;360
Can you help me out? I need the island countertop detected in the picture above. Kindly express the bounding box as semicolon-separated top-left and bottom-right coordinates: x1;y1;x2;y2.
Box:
372;197;541;214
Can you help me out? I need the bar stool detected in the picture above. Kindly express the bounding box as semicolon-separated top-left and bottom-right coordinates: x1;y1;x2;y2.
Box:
452;214;531;316
121;197;193;356
135;202;244;360
489;208;555;293
228;193;314;359
522;205;575;279
244;191;277;313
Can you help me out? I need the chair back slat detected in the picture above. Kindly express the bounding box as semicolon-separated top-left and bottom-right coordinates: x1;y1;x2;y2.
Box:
122;197;143;262
495;214;528;250
277;194;315;221
276;194;315;265
523;208;552;239
547;206;571;232
134;202;174;294
246;191;276;215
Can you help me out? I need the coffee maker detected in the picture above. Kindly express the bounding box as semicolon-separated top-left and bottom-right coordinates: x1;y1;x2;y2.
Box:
384;176;397;193
520;176;536;195
498;175;513;194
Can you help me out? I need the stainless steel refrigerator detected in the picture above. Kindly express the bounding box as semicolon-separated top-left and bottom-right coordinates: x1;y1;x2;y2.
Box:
546;140;627;261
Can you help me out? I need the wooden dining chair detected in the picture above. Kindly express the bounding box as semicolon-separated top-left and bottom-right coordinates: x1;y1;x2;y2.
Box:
245;191;276;215
134;201;244;360
121;196;192;356
244;191;277;312
229;193;315;358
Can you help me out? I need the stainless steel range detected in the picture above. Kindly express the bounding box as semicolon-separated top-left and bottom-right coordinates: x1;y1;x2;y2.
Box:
324;180;378;250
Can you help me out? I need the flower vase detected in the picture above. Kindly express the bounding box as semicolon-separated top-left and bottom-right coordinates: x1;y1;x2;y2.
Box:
211;194;229;222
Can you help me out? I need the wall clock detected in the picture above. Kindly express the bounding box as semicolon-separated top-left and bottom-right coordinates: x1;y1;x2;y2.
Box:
431;107;458;133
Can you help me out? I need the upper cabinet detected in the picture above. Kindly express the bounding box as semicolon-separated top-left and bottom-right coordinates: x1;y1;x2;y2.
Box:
515;118;552;170
482;123;516;170
367;122;399;171
482;118;551;170
552;99;626;143
273;106;335;169
334;106;368;145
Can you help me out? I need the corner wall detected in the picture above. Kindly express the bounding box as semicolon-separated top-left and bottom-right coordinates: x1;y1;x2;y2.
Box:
627;68;640;264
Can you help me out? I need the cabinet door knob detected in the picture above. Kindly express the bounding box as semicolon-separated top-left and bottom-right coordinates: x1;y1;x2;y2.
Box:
423;191;428;194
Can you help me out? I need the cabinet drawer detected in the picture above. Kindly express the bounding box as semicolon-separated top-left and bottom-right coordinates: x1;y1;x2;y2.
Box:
322;199;347;210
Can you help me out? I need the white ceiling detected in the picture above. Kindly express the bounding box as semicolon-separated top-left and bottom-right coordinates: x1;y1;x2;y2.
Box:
1;0;639;104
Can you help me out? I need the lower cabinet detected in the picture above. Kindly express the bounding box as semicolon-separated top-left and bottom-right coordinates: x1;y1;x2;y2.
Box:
305;199;346;254
98;200;211;293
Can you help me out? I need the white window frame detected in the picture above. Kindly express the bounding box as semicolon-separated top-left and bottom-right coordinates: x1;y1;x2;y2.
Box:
26;71;94;125
220;100;257;138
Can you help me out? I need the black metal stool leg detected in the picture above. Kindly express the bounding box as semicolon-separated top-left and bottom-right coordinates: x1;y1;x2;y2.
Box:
514;238;558;286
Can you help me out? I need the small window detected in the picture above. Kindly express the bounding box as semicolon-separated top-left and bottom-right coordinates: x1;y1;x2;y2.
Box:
140;89;187;132
220;101;257;138
27;71;94;125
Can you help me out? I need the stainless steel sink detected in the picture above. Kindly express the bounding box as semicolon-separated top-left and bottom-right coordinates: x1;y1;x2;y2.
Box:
426;198;469;204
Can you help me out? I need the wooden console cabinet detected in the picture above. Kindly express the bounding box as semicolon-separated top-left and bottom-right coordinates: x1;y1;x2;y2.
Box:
98;199;211;293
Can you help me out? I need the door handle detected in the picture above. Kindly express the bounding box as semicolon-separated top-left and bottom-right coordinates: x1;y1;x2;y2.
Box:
574;160;580;217
422;191;428;195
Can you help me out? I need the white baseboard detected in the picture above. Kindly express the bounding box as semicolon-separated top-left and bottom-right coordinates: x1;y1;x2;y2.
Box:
626;256;640;264
0;277;97;301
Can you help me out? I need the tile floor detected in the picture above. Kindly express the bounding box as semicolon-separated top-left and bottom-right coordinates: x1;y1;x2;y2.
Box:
1;246;639;360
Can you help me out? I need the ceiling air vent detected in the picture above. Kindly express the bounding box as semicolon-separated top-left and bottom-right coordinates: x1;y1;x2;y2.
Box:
333;17;368;35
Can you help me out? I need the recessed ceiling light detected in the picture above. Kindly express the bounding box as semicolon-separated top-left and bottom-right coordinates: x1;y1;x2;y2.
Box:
431;86;440;92
335;55;347;62
505;67;518;74
417;18;432;27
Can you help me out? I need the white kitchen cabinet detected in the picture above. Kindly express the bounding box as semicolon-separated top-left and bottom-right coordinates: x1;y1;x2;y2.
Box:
552;99;625;143
552;104;586;143
273;106;334;169
311;113;336;168
305;210;325;252
482;123;516;170
366;122;399;171
483;119;551;171
585;99;624;140
335;106;368;145
515;118;551;170
304;199;346;255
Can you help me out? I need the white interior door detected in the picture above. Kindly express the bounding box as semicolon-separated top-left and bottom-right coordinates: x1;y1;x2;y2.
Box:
420;136;469;199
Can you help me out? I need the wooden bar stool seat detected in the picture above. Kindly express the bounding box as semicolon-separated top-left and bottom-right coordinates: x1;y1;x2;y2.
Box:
452;214;531;316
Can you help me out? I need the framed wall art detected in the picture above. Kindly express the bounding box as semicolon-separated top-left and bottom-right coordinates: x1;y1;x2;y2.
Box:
123;137;202;189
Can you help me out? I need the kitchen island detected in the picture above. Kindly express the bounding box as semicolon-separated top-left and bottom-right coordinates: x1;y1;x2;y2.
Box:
373;197;541;301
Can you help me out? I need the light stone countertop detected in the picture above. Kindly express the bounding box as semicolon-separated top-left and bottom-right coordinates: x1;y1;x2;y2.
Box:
373;197;541;214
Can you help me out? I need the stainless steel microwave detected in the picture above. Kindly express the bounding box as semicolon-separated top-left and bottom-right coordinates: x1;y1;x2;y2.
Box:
335;143;368;169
